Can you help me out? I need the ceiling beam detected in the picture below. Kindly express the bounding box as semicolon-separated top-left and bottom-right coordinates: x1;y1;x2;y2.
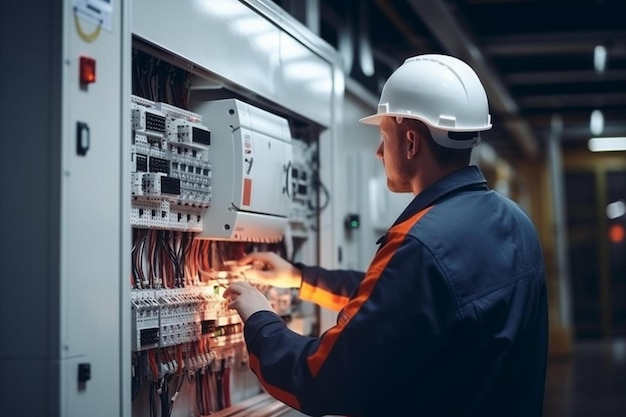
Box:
408;0;540;159
483;31;626;56
518;92;626;109
372;0;432;53
505;70;626;85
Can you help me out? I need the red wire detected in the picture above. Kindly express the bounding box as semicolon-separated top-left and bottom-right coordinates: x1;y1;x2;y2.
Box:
177;345;184;375
148;350;158;381
198;341;212;414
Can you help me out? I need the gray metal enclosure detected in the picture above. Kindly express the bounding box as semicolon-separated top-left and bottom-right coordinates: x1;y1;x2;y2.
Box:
0;0;422;415
0;0;131;416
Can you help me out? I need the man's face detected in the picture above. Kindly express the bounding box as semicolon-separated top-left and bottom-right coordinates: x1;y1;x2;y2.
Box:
376;117;413;193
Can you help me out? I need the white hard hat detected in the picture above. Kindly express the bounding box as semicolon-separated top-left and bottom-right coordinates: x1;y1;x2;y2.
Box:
359;54;492;149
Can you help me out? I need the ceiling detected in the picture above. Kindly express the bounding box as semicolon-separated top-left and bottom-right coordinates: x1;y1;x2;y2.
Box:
276;0;626;162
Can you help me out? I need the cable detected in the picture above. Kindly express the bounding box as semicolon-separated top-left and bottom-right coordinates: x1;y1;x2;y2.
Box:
149;381;158;417
138;229;149;288
131;353;143;401
223;359;231;408
177;232;193;287
195;373;205;415
309;171;331;213
167;374;185;417
155;230;176;288
131;228;148;288
148;230;159;288
215;358;224;410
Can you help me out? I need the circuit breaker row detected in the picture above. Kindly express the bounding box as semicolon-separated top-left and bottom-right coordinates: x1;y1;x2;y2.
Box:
130;96;212;231
288;138;316;237
131;286;242;352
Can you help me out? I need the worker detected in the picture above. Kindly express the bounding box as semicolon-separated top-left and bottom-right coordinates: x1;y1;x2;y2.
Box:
224;54;548;417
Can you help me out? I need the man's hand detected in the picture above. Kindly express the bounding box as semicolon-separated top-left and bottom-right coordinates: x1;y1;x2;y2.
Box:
233;251;302;289
224;281;274;323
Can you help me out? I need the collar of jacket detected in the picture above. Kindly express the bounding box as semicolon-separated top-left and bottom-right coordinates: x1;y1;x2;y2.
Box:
376;166;488;244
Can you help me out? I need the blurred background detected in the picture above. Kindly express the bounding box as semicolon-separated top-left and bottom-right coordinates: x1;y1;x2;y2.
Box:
271;1;626;416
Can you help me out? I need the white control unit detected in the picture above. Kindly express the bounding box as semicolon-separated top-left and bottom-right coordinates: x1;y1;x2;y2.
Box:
192;99;293;242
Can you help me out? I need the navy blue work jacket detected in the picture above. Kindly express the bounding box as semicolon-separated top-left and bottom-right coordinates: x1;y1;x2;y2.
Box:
244;166;548;417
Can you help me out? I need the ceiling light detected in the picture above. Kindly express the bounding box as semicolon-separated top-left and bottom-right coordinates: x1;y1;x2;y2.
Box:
606;200;626;220
590;109;604;135
588;137;626;152
594;45;607;73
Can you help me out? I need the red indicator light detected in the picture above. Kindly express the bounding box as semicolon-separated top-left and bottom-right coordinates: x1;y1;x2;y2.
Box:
609;223;625;244
80;56;96;84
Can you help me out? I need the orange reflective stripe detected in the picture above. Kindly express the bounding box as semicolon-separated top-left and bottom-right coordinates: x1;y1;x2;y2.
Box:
299;281;350;312
249;354;301;410
307;206;433;377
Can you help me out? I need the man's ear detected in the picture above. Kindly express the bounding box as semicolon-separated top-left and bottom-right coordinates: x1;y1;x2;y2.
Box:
406;129;419;159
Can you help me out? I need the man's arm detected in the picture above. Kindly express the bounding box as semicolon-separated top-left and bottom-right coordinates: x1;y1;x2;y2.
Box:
296;264;364;311
230;232;458;416
227;206;460;416
236;251;365;311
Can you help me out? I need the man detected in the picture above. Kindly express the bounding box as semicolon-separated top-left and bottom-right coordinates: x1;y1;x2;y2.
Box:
224;54;548;417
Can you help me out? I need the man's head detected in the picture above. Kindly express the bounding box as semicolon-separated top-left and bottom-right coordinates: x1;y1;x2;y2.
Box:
375;116;473;194
361;54;492;194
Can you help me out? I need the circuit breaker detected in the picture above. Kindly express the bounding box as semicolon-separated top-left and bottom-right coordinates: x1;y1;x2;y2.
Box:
130;95;212;232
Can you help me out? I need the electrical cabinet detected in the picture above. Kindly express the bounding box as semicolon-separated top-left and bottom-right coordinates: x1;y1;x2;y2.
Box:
127;1;344;416
1;1;131;416
1;1;344;416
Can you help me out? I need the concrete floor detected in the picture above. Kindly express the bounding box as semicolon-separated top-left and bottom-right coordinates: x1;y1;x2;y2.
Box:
543;338;626;417
284;338;626;417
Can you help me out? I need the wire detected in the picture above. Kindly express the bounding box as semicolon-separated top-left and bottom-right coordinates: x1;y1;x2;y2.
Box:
160;376;169;416
185;238;200;285
149;381;158;417
195;374;204;414
309;171;331;213
223;360;231;408
160;231;176;288
131;228;148;288
215;359;224;410
73;7;102;43
131;353;143;401
177;232;191;287
148;230;159;288
167;374;185;417
148;350;159;382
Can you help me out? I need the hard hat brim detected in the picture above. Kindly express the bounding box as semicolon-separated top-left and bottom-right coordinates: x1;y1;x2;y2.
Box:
358;113;383;125
359;111;493;132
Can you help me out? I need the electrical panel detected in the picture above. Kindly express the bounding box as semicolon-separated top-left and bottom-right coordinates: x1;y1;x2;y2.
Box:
191;99;293;242
130;95;212;232
129;95;249;413
129;91;307;415
128;12;330;410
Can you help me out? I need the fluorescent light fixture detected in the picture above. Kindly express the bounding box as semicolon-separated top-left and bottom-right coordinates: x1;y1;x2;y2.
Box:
594;45;607;73
606;200;626;220
590;109;604;135
588;137;626;152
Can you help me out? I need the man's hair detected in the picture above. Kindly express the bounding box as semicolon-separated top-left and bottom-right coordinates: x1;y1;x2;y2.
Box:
397;118;472;168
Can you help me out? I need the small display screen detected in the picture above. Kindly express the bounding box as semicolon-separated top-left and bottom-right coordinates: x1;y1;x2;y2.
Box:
135;154;148;172
160;176;181;195
192;127;211;145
